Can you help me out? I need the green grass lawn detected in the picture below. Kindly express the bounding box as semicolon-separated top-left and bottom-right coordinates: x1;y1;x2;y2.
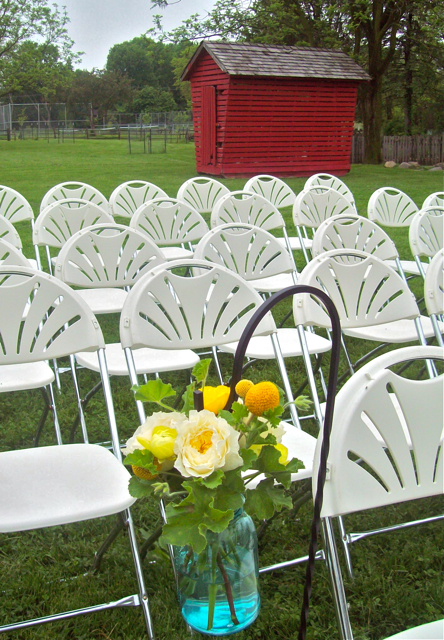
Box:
0;139;443;640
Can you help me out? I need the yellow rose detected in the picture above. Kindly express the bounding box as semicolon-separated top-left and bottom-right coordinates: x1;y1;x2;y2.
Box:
123;411;185;463
174;410;243;478
250;443;289;465
202;385;230;415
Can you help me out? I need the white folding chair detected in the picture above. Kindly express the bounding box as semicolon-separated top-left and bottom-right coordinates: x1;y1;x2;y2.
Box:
422;191;444;208
33;199;114;274
109;180;168;218
293;186;356;264
177;176;230;214
424;249;444;347
311;345;443;640
304;173;357;211
40;181;109;214
130;197;209;260
0;185;38;267
0;238;33;267
0;266;154;637
0;215;23;249
409;206;444;280
244;174;297;209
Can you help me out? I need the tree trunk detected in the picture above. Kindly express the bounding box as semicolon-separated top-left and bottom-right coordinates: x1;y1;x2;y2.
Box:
362;74;383;164
403;12;413;135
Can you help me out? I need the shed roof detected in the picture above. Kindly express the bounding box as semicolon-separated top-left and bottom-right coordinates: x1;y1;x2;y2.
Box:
181;42;370;82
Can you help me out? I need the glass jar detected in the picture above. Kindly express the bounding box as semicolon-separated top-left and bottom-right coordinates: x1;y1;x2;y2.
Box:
174;509;260;636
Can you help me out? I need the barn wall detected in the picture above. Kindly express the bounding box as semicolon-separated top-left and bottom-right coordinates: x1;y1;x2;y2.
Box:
219;76;358;177
189;51;229;174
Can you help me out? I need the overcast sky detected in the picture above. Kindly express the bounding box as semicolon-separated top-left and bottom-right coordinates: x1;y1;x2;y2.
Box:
55;0;216;70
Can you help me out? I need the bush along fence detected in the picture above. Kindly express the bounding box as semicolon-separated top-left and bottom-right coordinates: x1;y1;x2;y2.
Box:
351;134;444;165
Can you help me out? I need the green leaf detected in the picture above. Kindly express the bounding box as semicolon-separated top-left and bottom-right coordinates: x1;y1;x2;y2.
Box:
124;448;157;472
239;447;258;470
253;443;285;473
223;469;245;494
262;405;284;427
181;381;195;415
231;401;249;424
244;477;292;520
128;476;157;499
192;358;212;385
217;409;237;426
132;379;176;405
199;470;225;489
212;486;244;513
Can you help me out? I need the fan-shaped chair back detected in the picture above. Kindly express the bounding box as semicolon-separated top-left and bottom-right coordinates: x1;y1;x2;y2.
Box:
312;214;398;261
130;198;209;246
409;206;444;259
194;223;295;282
314;345;443;517
211;191;285;231
54;224;166;288
424;249;444;317
0;186;34;223
422;192;444;208
34;199;114;249
0;267;104;365
304;173;356;211
244;175;296;209
109;181;168;218
368;187;418;227
177;177;230;214
0;239;32;267
293;249;419;329
120;259;275;351
0;215;22;249
40;182;109;214
293;186;355;229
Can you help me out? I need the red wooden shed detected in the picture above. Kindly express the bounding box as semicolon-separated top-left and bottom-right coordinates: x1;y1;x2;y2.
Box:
181;42;370;178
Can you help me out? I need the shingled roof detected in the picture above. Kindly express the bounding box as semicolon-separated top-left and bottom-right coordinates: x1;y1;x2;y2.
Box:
181;42;370;82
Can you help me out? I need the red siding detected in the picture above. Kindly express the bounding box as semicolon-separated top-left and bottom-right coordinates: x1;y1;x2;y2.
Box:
188;54;359;177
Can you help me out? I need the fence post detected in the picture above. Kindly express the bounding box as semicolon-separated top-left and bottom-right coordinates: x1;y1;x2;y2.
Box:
6;129;10;141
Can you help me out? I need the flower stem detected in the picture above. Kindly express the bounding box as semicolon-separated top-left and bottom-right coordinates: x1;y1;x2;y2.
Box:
217;552;240;626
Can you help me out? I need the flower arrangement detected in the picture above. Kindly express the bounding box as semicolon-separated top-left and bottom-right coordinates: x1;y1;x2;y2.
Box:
123;360;310;634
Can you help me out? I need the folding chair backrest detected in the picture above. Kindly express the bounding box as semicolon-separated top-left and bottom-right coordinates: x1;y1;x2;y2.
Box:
211;191;285;231
0;266;104;365
409;206;444;259
244;175;296;209
130;198;209;245
368;187;418;227
177;177;230;214
40;182;109;214
0;239;31;267
304;173;356;211
120;259;276;351
422;192;444;208
0;186;34;223
424;249;444;316
109;180;168;218
54;224;166;288
313;345;443;518
194;223;295;280
293;249;419;329
293;186;355;229
312;214;398;261
34;199;114;249
0;216;22;249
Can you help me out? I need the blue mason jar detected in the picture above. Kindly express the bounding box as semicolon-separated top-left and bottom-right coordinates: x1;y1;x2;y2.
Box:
174;509;260;636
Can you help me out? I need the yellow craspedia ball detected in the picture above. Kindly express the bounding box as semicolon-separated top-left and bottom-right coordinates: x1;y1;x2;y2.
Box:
235;379;254;398
244;381;280;416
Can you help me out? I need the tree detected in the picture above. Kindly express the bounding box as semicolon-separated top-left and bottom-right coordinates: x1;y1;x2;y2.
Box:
0;0;77;97
131;86;178;113
152;0;444;163
66;69;134;129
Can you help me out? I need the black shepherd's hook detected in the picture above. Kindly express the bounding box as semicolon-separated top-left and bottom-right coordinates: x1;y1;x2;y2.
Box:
227;285;342;640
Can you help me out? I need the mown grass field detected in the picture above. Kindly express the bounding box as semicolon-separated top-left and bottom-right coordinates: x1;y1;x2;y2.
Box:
0;138;442;640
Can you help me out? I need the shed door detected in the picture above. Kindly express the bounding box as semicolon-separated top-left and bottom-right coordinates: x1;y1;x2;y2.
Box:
201;85;216;167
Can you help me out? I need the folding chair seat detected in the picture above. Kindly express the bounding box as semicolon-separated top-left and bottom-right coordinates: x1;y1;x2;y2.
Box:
129;197;209;260
33;199;114;273
211;190;299;274
0;266;154;637
424;249;444;347
422;191;444;208
304;173;357;211
109;180;168;218
408;206;444;279
311;345;444;640
177;176;230;214
40;181;109;214
293;186;356;264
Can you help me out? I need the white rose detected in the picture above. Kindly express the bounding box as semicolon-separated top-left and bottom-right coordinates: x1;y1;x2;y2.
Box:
123;411;186;466
174;409;243;478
